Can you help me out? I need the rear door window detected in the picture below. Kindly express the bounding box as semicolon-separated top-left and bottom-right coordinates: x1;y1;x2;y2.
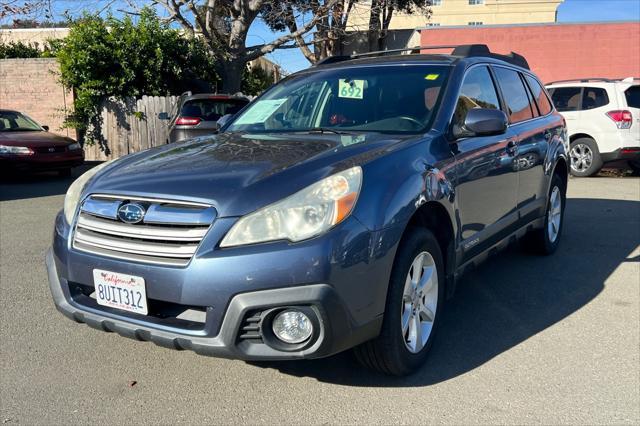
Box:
550;87;582;112
582;87;609;110
493;67;534;123
625;86;640;108
524;75;553;115
180;99;247;121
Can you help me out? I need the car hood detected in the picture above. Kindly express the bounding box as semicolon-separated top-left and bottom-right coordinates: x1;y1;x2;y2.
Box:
87;131;409;217
0;131;75;146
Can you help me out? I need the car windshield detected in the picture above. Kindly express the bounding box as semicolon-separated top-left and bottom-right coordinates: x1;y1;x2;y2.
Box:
0;111;42;132
226;65;451;134
179;98;248;121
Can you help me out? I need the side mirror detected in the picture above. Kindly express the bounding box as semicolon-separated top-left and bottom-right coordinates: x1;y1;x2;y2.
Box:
157;112;170;120
42;125;49;131
216;114;233;129
453;108;508;139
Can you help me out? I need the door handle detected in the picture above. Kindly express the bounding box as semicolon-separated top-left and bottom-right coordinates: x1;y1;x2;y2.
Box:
506;139;518;156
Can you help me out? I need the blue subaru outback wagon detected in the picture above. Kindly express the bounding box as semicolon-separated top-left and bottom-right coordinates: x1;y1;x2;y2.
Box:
47;45;568;375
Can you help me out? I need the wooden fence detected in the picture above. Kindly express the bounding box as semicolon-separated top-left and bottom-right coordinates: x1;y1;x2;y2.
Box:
84;95;178;161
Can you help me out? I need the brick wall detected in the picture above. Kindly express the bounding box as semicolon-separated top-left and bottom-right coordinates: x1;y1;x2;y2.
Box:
0;58;75;139
420;21;640;84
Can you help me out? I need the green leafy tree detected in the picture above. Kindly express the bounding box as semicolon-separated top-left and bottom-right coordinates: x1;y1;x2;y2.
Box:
241;65;275;96
54;8;219;141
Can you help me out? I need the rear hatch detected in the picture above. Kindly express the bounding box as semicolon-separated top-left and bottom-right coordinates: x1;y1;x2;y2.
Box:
174;97;249;134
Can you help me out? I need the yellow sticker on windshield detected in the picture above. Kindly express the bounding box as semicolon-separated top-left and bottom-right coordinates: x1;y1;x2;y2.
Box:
338;79;364;99
425;74;440;80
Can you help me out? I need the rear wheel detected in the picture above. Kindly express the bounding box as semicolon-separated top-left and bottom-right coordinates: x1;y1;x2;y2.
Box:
569;138;602;177
354;228;445;376
523;173;566;255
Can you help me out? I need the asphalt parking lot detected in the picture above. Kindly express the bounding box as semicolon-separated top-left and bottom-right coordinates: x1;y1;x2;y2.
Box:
1;168;639;425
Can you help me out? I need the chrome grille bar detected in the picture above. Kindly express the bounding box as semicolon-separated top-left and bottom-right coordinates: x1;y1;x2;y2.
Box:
76;215;207;241
75;228;198;258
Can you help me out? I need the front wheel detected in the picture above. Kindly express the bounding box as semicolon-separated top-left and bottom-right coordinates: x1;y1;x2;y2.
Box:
354;228;445;376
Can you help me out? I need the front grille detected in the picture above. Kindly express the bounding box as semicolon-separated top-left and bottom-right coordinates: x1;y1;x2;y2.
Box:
238;310;263;342
72;194;216;266
34;146;67;154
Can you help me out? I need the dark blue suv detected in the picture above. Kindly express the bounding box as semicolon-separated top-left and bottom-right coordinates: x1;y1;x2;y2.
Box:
47;45;568;375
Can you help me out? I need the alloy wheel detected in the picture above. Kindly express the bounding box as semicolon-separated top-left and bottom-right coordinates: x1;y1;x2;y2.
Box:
547;186;562;243
401;251;438;353
570;143;593;173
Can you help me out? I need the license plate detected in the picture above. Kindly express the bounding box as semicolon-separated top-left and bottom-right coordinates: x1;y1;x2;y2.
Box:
93;269;148;315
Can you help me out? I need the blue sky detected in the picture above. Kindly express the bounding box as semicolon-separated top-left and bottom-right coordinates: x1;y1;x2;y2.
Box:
4;0;639;73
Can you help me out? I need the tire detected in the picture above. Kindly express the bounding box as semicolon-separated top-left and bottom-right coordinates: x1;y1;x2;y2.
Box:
569;138;602;177
354;228;445;376
523;173;566;255
58;168;72;178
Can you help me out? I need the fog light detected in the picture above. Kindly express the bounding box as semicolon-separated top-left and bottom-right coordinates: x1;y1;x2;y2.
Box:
272;309;313;344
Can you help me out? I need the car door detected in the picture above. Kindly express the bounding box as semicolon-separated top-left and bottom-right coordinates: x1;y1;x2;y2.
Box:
496;70;556;223
452;65;519;261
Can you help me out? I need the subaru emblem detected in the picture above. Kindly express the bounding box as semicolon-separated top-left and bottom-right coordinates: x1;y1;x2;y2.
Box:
117;203;146;224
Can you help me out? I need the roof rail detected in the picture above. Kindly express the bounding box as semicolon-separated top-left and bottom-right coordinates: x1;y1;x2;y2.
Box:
314;44;529;69
546;78;613;85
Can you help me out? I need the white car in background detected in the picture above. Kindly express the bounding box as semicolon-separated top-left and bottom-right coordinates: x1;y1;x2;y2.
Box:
546;78;640;176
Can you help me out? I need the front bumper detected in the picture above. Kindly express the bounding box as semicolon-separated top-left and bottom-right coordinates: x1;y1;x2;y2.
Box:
47;210;397;360
1;153;84;172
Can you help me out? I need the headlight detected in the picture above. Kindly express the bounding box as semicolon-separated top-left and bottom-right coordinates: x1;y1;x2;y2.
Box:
67;142;82;150
0;145;34;155
63;160;114;224
221;166;362;247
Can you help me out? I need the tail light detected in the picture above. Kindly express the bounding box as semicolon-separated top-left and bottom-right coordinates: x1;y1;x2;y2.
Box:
606;110;633;129
175;116;201;126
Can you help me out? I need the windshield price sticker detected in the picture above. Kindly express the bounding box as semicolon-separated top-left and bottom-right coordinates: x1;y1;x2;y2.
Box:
234;98;287;124
338;79;364;99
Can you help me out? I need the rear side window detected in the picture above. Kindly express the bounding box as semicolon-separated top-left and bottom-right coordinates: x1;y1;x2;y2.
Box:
550;87;581;112
524;75;553;115
452;66;500;131
625;86;640;108
582;87;609;110
180;99;247;121
493;67;534;123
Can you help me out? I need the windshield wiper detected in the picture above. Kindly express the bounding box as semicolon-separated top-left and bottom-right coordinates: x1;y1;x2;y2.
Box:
306;127;355;135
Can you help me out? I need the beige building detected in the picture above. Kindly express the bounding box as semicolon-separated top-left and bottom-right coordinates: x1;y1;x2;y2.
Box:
348;0;563;30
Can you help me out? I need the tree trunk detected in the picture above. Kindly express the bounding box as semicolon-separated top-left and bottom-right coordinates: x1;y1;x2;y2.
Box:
368;0;382;52
219;60;244;94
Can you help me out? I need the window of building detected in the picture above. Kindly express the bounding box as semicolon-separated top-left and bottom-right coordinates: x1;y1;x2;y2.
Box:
582;87;609;110
549;87;582;112
494;67;535;123
427;23;441;27
468;21;483;26
524;75;553;116
469;0;484;5
452;66;500;135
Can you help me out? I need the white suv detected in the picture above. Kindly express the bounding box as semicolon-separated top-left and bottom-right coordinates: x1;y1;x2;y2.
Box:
546;78;639;176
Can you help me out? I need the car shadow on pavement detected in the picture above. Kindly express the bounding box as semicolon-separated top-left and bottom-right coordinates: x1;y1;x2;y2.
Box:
249;197;640;387
0;163;99;202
